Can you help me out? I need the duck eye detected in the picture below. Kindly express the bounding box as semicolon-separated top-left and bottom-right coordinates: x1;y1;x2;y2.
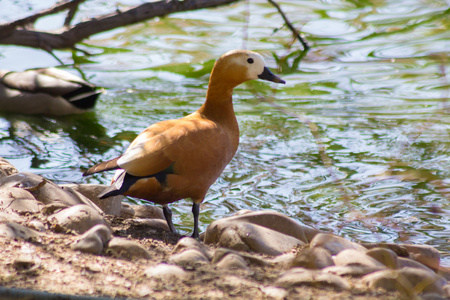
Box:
247;58;254;64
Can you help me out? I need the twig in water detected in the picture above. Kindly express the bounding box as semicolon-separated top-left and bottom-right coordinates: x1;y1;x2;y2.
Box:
267;0;309;51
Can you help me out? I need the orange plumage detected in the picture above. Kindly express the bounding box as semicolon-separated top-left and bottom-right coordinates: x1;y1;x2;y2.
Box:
83;50;285;238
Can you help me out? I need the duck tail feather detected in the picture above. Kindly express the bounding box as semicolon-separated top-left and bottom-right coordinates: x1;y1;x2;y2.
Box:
83;157;121;176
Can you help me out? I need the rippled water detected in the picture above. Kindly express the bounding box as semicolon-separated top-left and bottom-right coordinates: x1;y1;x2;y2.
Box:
1;0;449;264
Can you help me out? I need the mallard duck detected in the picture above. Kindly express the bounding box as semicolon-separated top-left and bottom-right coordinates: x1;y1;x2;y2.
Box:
83;50;285;238
0;68;101;116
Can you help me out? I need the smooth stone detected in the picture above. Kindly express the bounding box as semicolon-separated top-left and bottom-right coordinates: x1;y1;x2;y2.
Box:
323;265;385;277
398;257;435;273
290;247;334;269
276;268;351;290
333;249;385;268
132;205;165;220
0;222;41;241
0;187;43;213
0;157;18;178
361;242;409;257
72;224;112;255
120;203;135;219
205;210;319;244
215;253;250;271
444;284;450;298
269;252;297;269
108;237;152;260
400;244;441;271
212;248;271;267
366;247;399;269
130;218;170;232
145;263;187;280
259;286;289;300
173;237;213;260
206;221;305;256
0;211;24;223
310;233;367;255
60;184;123;216
168;249;209;268
50;204;108;234
362;267;446;296
0;173;103;214
27;220;46;232
438;266;450;281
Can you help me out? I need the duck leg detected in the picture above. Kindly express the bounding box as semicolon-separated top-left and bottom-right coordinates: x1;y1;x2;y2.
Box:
192;203;200;239
163;205;178;234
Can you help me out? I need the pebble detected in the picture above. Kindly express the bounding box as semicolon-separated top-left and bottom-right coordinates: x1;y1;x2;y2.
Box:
289;247;334;269
398;257;435;273
145;263;188;280
28;220;46;232
108;237;152;260
50;204;108;234
72;224;112;255
400;244;441;271
132;205;165;220
206;210;319;244
362;267;446;296
212;248;270;267
173;237;213;260
205;221;305;256
120;203;135;219
0;222;41;241
168;249;209;268
130;218;170;232
259;286;288;300
333;249;385;268
60;184;123;216
276;267;351;290
0;157;18;178
366;247;399;269
215;253;250;271
323;265;385;277
0;187;43;213
310;233;367;255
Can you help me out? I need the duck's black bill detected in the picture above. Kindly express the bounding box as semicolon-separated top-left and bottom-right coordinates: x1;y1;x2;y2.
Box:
258;67;285;84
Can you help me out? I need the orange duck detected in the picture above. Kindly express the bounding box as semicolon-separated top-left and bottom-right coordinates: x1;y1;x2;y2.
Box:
83;49;285;238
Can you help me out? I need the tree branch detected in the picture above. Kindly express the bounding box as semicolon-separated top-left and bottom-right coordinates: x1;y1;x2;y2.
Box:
0;0;241;51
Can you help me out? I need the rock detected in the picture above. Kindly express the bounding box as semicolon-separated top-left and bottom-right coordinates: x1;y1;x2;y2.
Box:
366;247;399;269
362;267;446;296
72;224;112;255
205;221;305;256
361;242;409;257
145;263;187;280
173;237;213;260
0;157;18;178
289;247;334;269
212;248;271;267
120;203;135;219
269;252;297;269
444;284;450;298
50;204;108;234
276;268;351;290
438;266;450;281
400;244;441;271
310;233;367;255
0;222;41;241
333;249;385;268
259;286;288;300
108;238;152;260
205;210;319;244
398;257;435;273
60;184;123;216
130;218;170;232
0;211;24;223
168;249;209;268
132;205;165;220
0;187;43;213
28;220;46;232
215;253;250;271
323;265;385;277
0;173;102;214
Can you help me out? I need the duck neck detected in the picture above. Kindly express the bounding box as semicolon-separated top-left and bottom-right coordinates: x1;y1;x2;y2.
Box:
198;79;237;124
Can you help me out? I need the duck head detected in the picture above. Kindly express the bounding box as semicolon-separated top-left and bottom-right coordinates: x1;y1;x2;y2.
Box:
210;50;285;88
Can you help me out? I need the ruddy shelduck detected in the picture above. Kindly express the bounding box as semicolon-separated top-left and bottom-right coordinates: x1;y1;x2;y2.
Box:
83;50;285;238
